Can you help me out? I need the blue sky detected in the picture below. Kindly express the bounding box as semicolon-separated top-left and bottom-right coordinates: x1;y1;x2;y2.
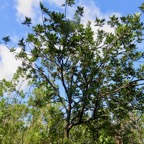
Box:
0;0;144;81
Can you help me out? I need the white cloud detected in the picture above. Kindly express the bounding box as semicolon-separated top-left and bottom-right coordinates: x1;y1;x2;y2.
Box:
0;45;30;91
15;0;65;23
0;45;21;80
15;0;121;33
47;0;65;7
15;0;42;22
79;1;121;34
53;0;121;34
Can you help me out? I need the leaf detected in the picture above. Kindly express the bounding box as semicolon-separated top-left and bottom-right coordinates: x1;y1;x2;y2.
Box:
107;15;119;27
18;38;25;50
66;0;75;6
22;16;32;27
139;3;144;13
95;17;105;27
40;2;49;14
2;36;10;43
76;6;84;17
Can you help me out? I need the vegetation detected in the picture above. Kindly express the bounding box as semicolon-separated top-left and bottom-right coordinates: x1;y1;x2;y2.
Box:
1;0;144;143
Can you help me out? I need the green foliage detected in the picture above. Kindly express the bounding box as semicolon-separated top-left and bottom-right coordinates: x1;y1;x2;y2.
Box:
22;17;32;27
2;36;10;44
1;1;144;143
66;0;75;6
62;0;75;7
139;3;144;13
0;97;27;144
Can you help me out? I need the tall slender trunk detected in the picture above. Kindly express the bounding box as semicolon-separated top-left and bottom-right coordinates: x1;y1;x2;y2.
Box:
64;100;72;140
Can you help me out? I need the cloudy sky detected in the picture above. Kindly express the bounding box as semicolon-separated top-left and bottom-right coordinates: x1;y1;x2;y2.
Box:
0;0;143;80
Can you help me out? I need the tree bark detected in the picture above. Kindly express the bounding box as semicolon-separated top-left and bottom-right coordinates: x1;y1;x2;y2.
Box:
64;123;71;143
64;127;70;139
115;135;122;144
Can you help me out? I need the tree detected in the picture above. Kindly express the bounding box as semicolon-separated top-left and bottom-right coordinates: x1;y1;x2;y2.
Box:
2;1;144;142
0;80;27;144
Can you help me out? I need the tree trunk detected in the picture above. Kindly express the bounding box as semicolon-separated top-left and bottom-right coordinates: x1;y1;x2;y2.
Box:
64;127;70;139
115;136;122;144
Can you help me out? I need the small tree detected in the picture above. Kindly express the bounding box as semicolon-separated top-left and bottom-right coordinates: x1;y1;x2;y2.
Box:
3;1;144;142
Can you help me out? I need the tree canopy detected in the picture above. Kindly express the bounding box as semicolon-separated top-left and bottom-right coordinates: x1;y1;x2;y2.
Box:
1;1;144;143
